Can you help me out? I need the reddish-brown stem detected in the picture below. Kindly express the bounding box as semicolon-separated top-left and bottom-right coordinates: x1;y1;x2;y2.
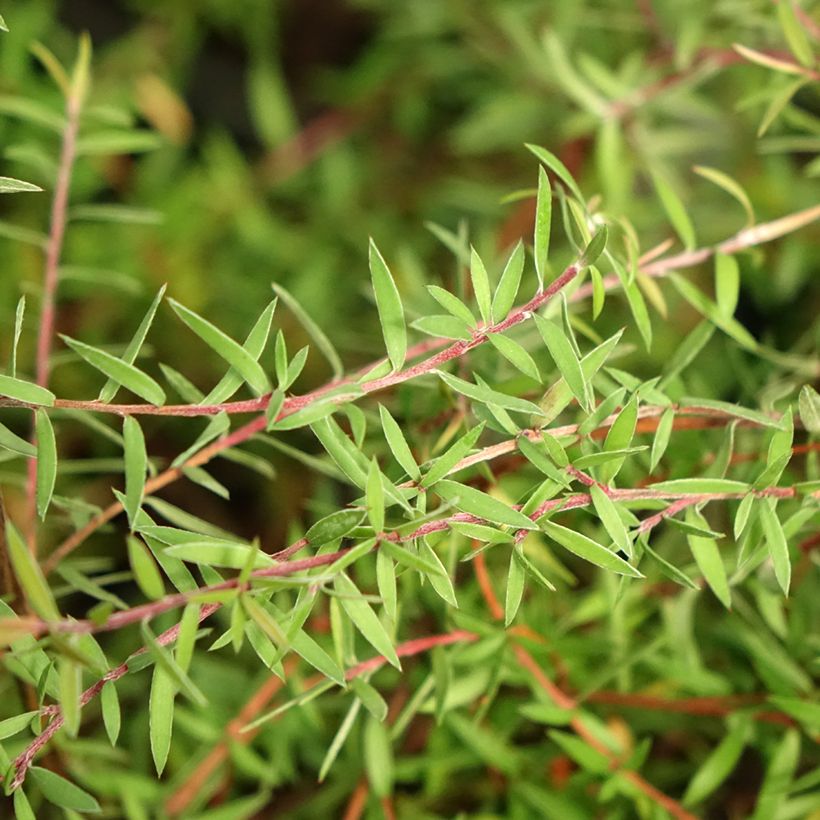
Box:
24;88;83;550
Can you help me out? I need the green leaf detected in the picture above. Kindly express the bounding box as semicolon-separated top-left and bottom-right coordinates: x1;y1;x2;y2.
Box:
492;240;525;322
10;295;25;379
364;715;394;797
379;405;420;480
0;374;55;406
548;730;610;773
651;170;695;249
714;253;740;318
75;129;162;156
318;698;361;782
367;459;385;533
101;680;121;745
61;335;166;405
127;535;165;600
426;285;477;326
369;239;407;370
272;282;343;379
488;333;541;381
172;411;230;467
149;666;175;776
0;176;42;193
643;542;699;590
70;204;162;224
436;480;537;530
758;499;790;596
686;509;731;608
534;315;590;412
272;400;337;431
469;247;492;325
58;653;81;737
539;519;643;577
684;717;749;805
0;710;37;740
684;397;781;429
777;0;814;68
165;541;275;570
418;539;458;606
650;407;674;471
526;144;585;203
29;767;101;813
650;478;750;494
141;620;206;706
505;545;526;626
599;393;638;484
422;423;485;487
579;226;608;268
589;485;632;556
534;167;552;288
411;314;472;340
352;677;388;721
751;729;800;820
35;409;56;519
307;508;366;547
798;385;820;433
122;416;147;529
168;299;270;396
376;550;397;623
6;520;59;619
0;419;36;457
334;573;400;668
437;370;545;416
99;286;166;402
693;165;754;228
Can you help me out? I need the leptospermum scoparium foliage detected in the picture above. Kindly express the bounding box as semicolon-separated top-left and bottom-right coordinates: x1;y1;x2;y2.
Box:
0;5;819;819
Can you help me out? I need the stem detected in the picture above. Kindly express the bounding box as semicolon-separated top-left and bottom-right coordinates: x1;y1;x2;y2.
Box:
24;87;83;550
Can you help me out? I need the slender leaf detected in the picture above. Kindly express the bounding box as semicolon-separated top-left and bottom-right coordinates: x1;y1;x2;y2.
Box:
539;518;643;577
436;479;537;530
0;374;55;406
492;240;525;322
35;409;56;519
369;239;407;370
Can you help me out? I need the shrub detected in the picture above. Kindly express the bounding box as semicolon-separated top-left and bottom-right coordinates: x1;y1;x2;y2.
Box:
0;4;818;818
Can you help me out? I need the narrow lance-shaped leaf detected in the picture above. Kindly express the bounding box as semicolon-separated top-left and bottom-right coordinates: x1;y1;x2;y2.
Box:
379;405;420;481
437;370;545;416
101;681;121;746
11;294;25;378
435;479;537;531
686;508;731;608
539;518;643;577
421;422;485;487
149;666;175;776
0;176;43;193
334;573;401;668
776;0;814;68
35;409;56;519
58;653;81;737
488;333;541;381
534;315;591;412
127;535;165;600
651;170;695;250
369;240;407;371
61;335;166;405
505;545;526;626
650;407;674;472
0;374;55;406
683;717;749;806
758;499;790;596
0;419;36;457
798;385;820;433
29;767;101;813
525;144;585;204
123;416;146;529
168;299;270;395
319;698;361;782
491;240;524;322
98;285;166;402
589;484;632;557
364;715;394;797
599;393;638;484
469;247;492;325
534;167;551;288
427;284;476;326
6;520;60;619
715;253;740;318
694;165;754;228
367;458;385;533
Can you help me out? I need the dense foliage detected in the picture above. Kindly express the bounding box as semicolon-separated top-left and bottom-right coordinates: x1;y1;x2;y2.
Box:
0;2;818;818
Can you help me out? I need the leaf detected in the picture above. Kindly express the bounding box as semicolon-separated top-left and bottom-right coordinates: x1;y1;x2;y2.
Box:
694;165;754;228
168;299;270;395
418;539;458;606
492;240;525;322
435;480;537;530
526;144;585;203
29;767;101;813
101;680;121;745
58;653;81;737
589;485;632;556
75;129;163;155
422;423;485;487
534;315;590;412
99;285;167;402
0;176;43;193
686;509;731;608
141;620;206;705
469;247;492;325
171;411;230;467
0;710;38;740
426;285;476;326
166;541;275;570
758;499;790;596
651;170;695;250
539;519;643;577
367;459;385;533
714;253;740;318
312;415;368;486
776;0;814;68
306;508;365;548
352;677;388;721
0;374;55;406
318;698;361;782
127;535;165;600
798;385;820;433
149;666;175;776
599;393;638;484
61;335;166;405
650;407;674;471
35;409;56;519
272;282;343;379
123;416;147;529
379;405;420;480
548;730;610;773
751;729;800;820
579;226;608;268
69;204;162;224
6;520;59;619
334;573;400;668
682;397;781;429
534;167;552;288
271;400;337;431
0;419;36;457
683;717;749;805
369;239;407;371
651;478;751;494
411;314;472;340
505;545;526;626
437;370;545;416
488;333;540;381
364;715;394;797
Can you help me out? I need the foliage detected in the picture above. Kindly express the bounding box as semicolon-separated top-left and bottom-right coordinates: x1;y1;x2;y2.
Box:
0;2;818;818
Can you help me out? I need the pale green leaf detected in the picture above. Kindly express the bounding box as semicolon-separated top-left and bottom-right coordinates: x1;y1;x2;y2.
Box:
123;416;146;529
0;374;55;406
35;409;56;519
539;518;643;577
369;239;407;370
492;240;525;322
